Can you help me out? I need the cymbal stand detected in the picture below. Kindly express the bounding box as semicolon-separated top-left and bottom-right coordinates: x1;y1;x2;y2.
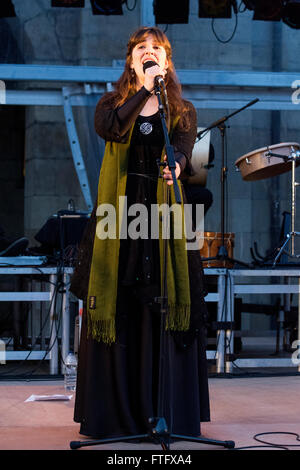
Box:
268;148;300;266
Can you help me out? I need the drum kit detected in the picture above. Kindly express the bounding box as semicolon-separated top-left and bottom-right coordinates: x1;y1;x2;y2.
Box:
188;98;300;268
236;141;300;267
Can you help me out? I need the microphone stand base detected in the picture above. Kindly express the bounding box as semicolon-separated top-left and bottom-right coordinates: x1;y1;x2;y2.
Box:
70;416;235;450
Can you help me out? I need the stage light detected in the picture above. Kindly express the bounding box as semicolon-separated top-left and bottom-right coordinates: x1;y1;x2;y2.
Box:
51;0;85;6
242;0;283;21
253;0;283;21
0;0;16;17
153;0;189;24
282;0;300;29
90;0;123;15
198;0;234;19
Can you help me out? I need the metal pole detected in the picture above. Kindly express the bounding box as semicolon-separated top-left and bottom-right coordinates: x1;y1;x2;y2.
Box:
62;88;93;212
225;273;234;374
216;275;225;373
49;274;58;375
284;277;291;350
61;272;70;373
291;157;296;256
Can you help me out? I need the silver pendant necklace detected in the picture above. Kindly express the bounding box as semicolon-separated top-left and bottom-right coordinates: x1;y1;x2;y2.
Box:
139;121;153;135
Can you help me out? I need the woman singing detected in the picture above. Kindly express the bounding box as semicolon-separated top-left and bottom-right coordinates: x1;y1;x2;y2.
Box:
70;26;210;441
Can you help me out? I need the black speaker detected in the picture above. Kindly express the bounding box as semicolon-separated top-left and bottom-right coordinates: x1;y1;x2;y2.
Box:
0;0;16;18
198;0;232;18
34;210;90;263
154;0;190;24
51;0;85;7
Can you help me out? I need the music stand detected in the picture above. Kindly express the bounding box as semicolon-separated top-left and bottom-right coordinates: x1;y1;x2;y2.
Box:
69;81;235;451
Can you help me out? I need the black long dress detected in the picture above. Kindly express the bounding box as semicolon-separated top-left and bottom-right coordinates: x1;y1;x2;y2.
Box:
71;88;210;439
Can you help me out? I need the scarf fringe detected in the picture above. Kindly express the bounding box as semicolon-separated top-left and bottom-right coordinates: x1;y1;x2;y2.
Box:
87;305;191;345
87;312;116;345
166;304;191;332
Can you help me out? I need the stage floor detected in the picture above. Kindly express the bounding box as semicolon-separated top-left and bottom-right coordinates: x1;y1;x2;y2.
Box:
0;375;300;451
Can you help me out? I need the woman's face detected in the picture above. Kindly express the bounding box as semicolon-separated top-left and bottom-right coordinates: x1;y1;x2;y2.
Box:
130;34;169;88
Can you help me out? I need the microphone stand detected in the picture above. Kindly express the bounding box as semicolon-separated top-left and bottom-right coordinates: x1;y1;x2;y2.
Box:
69;80;235;451
197;99;259;268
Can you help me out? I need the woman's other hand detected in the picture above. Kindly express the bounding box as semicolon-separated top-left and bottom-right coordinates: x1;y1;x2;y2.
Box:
163;155;181;185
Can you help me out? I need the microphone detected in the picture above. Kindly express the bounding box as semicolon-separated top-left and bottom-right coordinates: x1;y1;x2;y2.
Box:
142;60;164;86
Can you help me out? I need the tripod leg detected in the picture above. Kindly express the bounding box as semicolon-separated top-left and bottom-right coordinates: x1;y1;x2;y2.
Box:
273;234;290;267
171;434;235;449
70;433;149;449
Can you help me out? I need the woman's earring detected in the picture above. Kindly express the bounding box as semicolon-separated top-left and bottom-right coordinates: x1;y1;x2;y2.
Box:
130;68;135;78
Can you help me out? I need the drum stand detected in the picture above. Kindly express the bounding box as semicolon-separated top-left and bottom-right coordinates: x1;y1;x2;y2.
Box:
268;147;300;267
69;81;235;451
197;99;259;268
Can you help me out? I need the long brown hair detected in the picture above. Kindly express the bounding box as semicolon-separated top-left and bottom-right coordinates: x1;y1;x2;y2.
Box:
101;26;191;130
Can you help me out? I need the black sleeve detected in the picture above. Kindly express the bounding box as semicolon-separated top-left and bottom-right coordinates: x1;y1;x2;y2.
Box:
171;101;197;177
94;87;152;142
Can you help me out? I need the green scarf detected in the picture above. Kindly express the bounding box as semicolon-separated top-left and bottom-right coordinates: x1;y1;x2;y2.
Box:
87;119;191;344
